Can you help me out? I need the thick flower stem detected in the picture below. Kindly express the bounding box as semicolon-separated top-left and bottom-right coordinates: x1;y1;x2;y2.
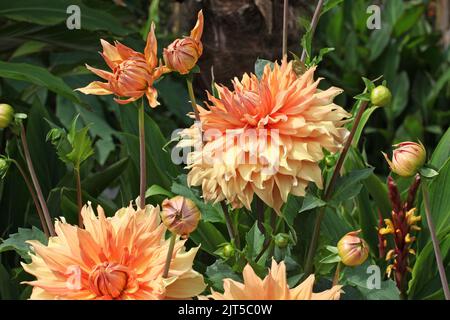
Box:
221;202;239;248
332;262;342;286
186;77;201;123
301;0;325;63
138;100;146;210
11;159;49;238
163;233;177;278
422;184;450;300
20;123;55;236
282;0;289;57
75;167;83;228
304;101;368;276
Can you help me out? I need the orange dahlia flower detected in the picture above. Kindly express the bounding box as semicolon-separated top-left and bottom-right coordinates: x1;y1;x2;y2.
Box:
163;10;204;75
208;260;341;300
22;203;205;300
179;60;350;213
77;24;169;107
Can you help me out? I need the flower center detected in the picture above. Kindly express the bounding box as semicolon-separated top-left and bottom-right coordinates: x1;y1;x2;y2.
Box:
89;262;129;299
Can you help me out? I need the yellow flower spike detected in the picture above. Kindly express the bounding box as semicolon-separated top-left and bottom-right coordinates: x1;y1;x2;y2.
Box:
405;233;415;244
386;264;394;277
409;249;416;255
411;225;421;232
406;208;421;225
379;219;395;235
386;249;395;261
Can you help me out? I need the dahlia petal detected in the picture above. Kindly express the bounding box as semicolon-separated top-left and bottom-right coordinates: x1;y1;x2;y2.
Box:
76;81;112;95
144;23;158;69
190;10;204;43
85;64;113;81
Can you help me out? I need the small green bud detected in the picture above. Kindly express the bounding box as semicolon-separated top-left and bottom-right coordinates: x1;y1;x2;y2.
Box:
0;104;15;129
370;85;392;107
222;243;235;258
274;233;290;248
325;154;337;167
0;158;10;179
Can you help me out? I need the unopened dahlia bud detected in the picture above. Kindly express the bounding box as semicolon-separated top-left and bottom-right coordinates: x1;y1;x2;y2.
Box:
222;243;235;258
383;142;426;177
337;230;369;267
0;104;14;129
161;196;201;237
370;85;392;107
163;10;203;74
274;233;290;248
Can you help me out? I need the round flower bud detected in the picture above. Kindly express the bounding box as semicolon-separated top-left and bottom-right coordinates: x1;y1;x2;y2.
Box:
382;141;426;177
370;85;392;107
222;243;235;258
274;233;290;248
163;11;203;75
0;104;15;129
161;196;201;237
337;230;369;267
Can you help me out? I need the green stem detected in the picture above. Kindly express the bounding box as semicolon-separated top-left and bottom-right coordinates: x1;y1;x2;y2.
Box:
221;202;239;248
11;159;49;238
332;262;342;286
163;233;177;278
20;123;55;236
75;166;83;228
301;0;325;63
282;0;289;57
304;101;368;276
186;77;200;123
422;184;450;300
138;99;146;209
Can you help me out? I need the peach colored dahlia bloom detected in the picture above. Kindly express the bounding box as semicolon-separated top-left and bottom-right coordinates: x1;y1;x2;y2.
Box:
22;203;205;300
77;24;169;107
179;60;350;213
208;260;341;300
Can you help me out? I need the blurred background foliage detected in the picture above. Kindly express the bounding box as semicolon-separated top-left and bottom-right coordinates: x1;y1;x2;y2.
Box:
0;0;449;299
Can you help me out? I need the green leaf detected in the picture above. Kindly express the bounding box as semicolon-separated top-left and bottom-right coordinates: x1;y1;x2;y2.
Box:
426;159;450;235
344;263;400;300
0;227;47;261
330;168;374;203
419;166;439;179
145;184;173;199
431;128;450;170
189;221;227;256
393;4;424;37
0;0;129;35
245;222;265;261
65;120;94;168
408;232;450;299
11;40;47;59
298;195;326;214
254;59;273;79
82;157;129;197
352;106;380;147
320;252;341;264
322;0;344;15
205;260;240;291
391;72;410;118
369;24;392;61
0;61;79;103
